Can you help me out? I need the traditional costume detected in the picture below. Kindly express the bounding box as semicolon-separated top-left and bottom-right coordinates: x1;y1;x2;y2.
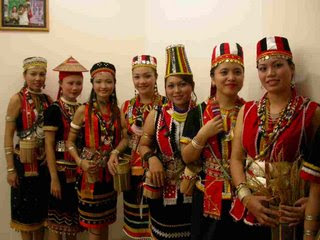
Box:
44;57;87;235
181;43;256;239
230;36;318;240
73;62;120;229
144;44;194;240
122;55;166;239
10;57;51;232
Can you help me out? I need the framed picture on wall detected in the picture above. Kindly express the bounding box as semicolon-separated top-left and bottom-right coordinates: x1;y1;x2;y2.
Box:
0;0;48;31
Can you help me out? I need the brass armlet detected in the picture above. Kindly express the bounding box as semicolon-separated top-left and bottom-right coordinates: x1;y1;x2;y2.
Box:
5;115;16;122
70;122;81;130
111;149;120;155
304;230;317;236
305;215;320;221
142;132;153;140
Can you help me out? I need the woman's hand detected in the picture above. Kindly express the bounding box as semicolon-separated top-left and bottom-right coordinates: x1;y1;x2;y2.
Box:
199;115;224;140
279;197;308;226
81;159;98;173
51;177;62;199
108;153;119;176
7;172;19;188
148;156;165;187
244;195;280;227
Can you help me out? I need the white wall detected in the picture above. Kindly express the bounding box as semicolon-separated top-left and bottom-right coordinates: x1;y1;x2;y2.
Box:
0;0;319;239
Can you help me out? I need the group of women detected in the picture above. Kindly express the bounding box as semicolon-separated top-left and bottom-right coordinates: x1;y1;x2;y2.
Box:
4;36;320;240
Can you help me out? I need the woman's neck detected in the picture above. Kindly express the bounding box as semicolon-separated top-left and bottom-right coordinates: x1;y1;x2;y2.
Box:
267;90;292;114
96;96;109;106
138;92;154;104
215;92;238;109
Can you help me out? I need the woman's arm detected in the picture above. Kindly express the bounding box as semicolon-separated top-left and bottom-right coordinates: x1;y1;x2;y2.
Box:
66;105;94;173
4;94;21;188
230;106;279;227
181;115;223;164
108;103;129;175
45;130;61;199
139;110;164;187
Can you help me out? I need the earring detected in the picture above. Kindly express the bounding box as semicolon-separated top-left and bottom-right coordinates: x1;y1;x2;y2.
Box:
290;76;295;89
154;83;158;94
134;89;138;97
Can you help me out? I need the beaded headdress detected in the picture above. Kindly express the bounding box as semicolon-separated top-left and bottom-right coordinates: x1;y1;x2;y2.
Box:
256;36;292;63
90;62;116;78
165;44;193;78
23;57;47;71
132;55;157;70
211;42;244;69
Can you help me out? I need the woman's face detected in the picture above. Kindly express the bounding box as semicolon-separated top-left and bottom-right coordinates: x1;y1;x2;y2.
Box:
60;75;83;101
12;6;17;12
257;57;294;94
132;66;157;96
92;71;115;100
212;62;244;98
165;75;193;110
24;67;46;92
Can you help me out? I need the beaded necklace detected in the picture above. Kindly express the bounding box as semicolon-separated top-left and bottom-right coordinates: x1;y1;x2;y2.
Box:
172;104;189;123
256;92;299;158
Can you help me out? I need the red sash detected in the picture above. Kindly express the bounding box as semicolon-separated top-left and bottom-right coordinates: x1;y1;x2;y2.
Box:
201;97;244;219
20;88;50;176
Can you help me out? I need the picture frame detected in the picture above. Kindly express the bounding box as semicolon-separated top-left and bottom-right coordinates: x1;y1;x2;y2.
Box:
0;0;48;31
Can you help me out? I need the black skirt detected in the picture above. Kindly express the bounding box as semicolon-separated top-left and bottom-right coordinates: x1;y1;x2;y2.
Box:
11;155;49;232
148;192;192;240
47;171;82;235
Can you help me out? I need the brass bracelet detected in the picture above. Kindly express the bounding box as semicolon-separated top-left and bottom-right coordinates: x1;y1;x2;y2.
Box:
70;122;81;130
111;149;120;155
304;230;317;236
142;132;153;140
305;215;320;221
5;115;16;122
7;168;16;173
79;159;83;168
67;145;75;151
191;138;204;150
237;185;251;202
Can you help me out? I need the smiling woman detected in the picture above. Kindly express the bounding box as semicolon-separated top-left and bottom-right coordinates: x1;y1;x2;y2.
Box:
230;36;320;240
4;57;52;240
66;62;127;240
43;56;87;240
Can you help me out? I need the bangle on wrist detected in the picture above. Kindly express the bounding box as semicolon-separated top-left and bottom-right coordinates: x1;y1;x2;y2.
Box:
304;230;317;236
111;149;120;155
142;151;157;165
79;159;83;168
191;138;205;150
236;182;251;202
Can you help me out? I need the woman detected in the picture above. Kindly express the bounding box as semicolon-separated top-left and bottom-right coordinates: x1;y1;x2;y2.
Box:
300;129;320;240
139;44;195;239
181;43;247;239
108;55;166;239
44;57;87;239
67;62;126;240
4;57;51;240
230;36;320;240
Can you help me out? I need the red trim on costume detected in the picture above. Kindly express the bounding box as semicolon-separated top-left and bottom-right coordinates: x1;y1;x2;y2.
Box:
300;171;320;184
